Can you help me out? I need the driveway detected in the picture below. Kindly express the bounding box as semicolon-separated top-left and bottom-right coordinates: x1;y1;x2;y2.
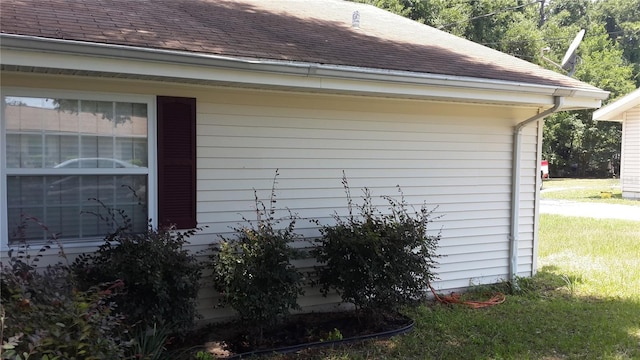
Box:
540;199;640;221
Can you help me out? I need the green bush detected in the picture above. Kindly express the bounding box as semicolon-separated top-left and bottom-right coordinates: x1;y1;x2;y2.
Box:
72;201;202;335
207;172;304;338
1;218;128;359
313;177;442;313
125;324;172;360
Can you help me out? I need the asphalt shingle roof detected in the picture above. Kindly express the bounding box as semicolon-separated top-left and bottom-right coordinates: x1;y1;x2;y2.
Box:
1;0;600;91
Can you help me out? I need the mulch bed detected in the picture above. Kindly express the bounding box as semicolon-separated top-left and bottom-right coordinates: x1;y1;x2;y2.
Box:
172;310;412;358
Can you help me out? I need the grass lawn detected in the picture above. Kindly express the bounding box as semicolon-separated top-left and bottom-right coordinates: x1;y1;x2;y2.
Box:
542;178;640;207
269;214;640;360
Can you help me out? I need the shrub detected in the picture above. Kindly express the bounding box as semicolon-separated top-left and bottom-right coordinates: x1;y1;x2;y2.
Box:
125;324;172;360
72;200;202;335
1;217;128;359
207;172;304;338
313;176;442;313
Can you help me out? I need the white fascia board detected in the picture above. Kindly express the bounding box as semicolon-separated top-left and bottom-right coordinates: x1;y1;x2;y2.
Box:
1;34;608;108
593;88;640;122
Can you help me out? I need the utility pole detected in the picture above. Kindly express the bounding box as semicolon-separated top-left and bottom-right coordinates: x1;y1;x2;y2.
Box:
538;0;546;28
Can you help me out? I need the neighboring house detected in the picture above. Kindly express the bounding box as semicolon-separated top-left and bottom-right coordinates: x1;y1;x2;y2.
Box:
0;0;608;322
593;88;640;200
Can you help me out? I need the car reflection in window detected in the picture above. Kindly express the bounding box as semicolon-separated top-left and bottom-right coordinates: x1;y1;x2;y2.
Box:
47;158;145;202
54;158;139;169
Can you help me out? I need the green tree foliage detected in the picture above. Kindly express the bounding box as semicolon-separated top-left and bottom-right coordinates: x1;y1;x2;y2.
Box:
355;0;412;18
542;112;584;176
546;0;593;27
543;23;633;176
594;0;640;86
574;25;635;98
358;0;638;178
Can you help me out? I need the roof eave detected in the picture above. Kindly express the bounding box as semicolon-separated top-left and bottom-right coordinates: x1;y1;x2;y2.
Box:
1;34;609;109
593;88;640;122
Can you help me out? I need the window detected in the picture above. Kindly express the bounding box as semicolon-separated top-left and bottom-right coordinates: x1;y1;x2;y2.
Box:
2;91;154;244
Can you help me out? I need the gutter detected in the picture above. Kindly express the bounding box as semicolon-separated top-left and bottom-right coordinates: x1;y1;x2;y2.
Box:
0;34;608;102
509;95;564;284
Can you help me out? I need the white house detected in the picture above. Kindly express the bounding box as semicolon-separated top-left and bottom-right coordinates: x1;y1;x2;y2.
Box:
593;88;640;200
0;0;608;322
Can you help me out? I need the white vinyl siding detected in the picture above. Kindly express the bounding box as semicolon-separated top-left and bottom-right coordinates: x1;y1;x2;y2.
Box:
193;98;536;292
0;73;544;322
518;121;542;276
192;100;523;319
621;106;640;198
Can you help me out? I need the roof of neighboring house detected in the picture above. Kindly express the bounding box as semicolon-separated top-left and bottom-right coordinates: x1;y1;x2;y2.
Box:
0;0;602;94
593;88;640;122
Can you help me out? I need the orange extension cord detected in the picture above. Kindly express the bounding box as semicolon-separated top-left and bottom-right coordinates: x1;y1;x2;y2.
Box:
429;284;506;309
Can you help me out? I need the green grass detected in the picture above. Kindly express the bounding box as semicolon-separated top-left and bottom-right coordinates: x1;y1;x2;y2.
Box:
267;214;640;360
539;215;640;300
542;178;640;206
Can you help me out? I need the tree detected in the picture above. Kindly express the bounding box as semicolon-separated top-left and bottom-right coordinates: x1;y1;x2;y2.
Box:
542;112;584;176
546;0;593;28
543;23;634;177
574;25;635;100
354;0;412;18
593;0;640;87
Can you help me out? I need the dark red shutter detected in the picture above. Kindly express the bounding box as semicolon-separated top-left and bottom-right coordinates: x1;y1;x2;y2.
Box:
157;96;197;229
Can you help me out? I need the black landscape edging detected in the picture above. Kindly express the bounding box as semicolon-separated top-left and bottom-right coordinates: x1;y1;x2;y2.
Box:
226;317;415;359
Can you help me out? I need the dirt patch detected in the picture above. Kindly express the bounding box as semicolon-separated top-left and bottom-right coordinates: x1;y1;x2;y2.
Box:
172;311;412;358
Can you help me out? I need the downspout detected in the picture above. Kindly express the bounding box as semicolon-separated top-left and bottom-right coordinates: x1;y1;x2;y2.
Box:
509;95;564;283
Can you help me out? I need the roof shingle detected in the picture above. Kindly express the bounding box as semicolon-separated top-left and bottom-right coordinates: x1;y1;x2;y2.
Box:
0;0;599;90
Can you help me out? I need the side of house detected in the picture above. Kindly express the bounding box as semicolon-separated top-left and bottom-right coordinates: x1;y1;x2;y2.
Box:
0;0;609;324
621;105;640;199
1;70;546;321
593;88;640;200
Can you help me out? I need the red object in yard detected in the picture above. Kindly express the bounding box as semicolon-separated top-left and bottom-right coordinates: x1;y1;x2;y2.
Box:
541;160;549;179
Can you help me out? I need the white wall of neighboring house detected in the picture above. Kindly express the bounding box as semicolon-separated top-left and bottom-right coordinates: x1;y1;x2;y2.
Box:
593;88;640;201
621;105;640;199
1;72;543;322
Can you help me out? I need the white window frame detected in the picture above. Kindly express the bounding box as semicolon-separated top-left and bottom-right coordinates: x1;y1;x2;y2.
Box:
0;88;157;250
